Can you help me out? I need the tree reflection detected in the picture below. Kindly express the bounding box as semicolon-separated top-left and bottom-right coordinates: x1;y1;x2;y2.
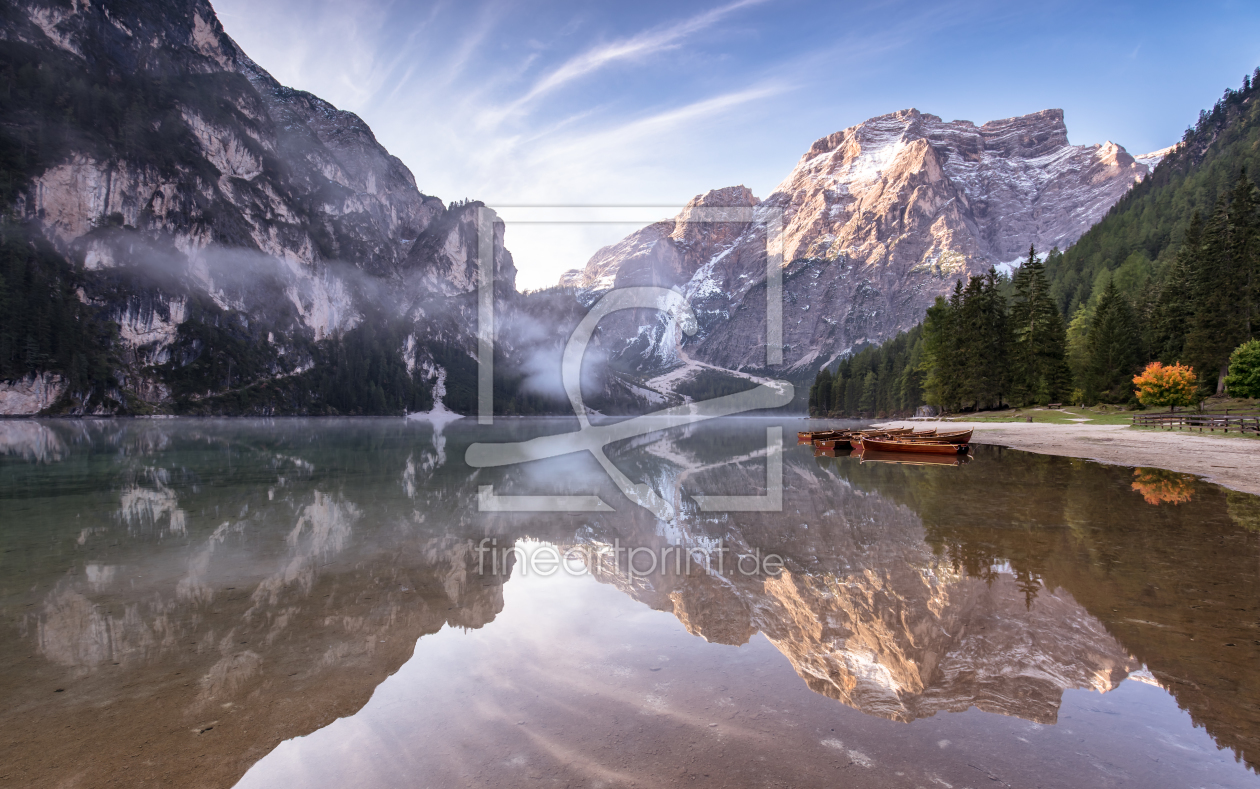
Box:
1131;467;1195;505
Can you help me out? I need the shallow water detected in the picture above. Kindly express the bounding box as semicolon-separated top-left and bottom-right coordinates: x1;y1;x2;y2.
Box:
1;417;1258;788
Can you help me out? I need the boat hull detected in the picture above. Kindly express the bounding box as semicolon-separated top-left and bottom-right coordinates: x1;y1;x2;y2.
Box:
859;437;970;454
884;429;972;445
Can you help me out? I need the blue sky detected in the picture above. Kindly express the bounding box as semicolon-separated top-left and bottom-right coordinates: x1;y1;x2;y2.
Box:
214;0;1260;289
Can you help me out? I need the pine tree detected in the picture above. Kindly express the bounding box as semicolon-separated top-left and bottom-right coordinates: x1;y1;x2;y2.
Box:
1185;186;1249;393
1088;279;1140;402
1149;212;1201;364
809;368;832;415
859;370;878;414
921;289;960;410
1009;245;1071;405
1065;305;1091;400
954;277;985;409
955;270;1008;410
1230;171;1258;340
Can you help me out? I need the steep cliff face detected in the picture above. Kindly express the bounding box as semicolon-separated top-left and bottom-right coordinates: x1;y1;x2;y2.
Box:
563;109;1159;378
0;0;516;414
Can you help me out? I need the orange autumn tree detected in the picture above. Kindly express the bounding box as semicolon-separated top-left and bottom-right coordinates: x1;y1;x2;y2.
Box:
1133;362;1197;410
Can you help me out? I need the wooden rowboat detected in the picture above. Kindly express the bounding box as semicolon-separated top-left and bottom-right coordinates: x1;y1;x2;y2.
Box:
859;436;970;454
799;429;847;442
811;428;927;449
801;426;920;442
803;427;932;448
889;428;972;445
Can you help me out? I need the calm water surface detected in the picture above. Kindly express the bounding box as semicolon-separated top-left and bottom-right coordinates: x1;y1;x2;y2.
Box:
1;417;1259;788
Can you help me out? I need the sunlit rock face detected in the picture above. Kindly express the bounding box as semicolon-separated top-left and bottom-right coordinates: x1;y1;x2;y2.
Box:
562;109;1158;376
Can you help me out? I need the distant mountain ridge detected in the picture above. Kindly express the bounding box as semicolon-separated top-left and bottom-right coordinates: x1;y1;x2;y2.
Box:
562;108;1165;389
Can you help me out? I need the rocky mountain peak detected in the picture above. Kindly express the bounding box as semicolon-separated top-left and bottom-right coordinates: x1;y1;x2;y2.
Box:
1097;140;1137;168
13;0;238;76
670;185;759;247
562;107;1160;382
972;108;1069;156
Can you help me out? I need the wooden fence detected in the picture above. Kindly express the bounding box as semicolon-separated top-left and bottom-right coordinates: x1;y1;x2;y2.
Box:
1131;413;1260;434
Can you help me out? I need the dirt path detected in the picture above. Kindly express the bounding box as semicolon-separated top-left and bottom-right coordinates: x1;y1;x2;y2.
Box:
876;421;1260;496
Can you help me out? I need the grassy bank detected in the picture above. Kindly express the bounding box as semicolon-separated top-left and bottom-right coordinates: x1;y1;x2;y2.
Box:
942;406;1136;425
928;397;1260;437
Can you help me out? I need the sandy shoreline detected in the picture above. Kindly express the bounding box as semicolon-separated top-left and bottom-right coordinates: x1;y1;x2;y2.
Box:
875;420;1260;496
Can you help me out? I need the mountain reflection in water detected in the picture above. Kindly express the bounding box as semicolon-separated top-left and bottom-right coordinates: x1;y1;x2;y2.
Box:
0;418;1257;788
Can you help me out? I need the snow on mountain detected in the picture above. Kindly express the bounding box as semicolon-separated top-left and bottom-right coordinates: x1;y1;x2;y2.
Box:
1135;144;1178;173
564;108;1158;381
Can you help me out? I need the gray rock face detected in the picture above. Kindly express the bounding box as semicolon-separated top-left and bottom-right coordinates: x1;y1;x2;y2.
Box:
562;109;1159;376
0;0;516;413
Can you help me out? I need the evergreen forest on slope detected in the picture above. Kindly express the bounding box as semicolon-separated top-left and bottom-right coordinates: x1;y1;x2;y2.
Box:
809;69;1260;417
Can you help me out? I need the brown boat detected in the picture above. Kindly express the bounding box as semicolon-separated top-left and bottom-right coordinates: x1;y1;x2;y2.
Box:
888;428;972;445
804;426;930;449
803;426;919;441
798;429;848;442
879;427;915;436
812;427;921;446
858;448;971;466
859;436;970;454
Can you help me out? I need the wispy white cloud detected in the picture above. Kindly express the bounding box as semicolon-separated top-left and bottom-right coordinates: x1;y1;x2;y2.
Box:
532;0;760;97
482;0;767;126
528;84;787;170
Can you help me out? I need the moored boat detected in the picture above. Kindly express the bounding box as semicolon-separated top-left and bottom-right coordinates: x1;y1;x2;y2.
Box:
802;427;937;450
890;428;972;445
859;436;970;454
798;429;848;442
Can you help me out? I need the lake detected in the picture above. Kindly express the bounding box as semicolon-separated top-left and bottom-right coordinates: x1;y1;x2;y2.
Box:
1;417;1258;788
